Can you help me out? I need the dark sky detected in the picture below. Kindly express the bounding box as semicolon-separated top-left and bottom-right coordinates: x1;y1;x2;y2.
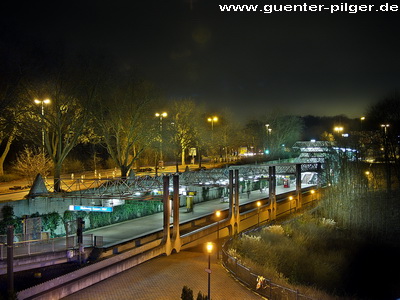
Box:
1;0;399;122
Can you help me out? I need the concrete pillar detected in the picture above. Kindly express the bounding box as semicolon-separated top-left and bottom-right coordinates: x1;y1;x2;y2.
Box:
172;175;181;252
228;170;234;220
296;164;302;209
162;175;171;252
234;169;240;219
234;169;240;234
7;225;14;297
317;163;322;188
268;166;276;220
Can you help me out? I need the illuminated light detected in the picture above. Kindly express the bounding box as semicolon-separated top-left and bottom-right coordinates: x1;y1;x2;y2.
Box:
206;242;214;253
155;112;167;118
310;139;316;142
215;210;221;218
289;196;293;200
365;171;370;175
256;201;261;207
311;190;315;194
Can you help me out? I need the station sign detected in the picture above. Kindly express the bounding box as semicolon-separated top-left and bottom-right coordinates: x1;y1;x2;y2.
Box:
69;205;113;213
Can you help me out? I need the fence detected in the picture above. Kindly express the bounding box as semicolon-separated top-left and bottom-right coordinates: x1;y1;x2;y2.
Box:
0;234;94;260
221;248;315;300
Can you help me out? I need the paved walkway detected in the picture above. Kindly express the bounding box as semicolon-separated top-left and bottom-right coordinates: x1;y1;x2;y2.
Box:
86;186;285;247
63;246;264;300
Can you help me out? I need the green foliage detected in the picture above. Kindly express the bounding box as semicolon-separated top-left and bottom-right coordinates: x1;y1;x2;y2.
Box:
87;201;161;230
0;205;15;234
230;218;365;296
181;286;193;300
196;291;207;300
202;187;209;201
41;212;61;238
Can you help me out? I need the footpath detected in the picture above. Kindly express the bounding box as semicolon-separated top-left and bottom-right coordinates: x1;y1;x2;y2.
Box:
63;245;263;300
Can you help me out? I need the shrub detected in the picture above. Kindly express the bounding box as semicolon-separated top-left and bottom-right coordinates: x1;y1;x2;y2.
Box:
181;286;193;300
13;147;52;185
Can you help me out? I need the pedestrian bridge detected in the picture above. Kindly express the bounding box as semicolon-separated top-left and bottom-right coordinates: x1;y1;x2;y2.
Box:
5;163;324;300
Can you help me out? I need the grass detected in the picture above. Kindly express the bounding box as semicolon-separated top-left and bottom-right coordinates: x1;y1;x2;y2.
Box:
228;215;400;300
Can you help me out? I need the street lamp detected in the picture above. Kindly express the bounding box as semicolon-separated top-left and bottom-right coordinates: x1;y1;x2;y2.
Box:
34;98;51;152
155;112;167;165
380;124;391;191
334;126;343;135
206;242;214;300
380;123;389;134
265;124;272;154
256;201;261;226
215;210;221;259
208;116;218;163
360;117;365;130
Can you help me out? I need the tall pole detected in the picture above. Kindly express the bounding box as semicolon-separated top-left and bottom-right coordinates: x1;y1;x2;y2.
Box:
208;252;211;300
155;112;167;167
206;242;213;300
381;124;391;191
7;225;14;298
208;116;218;162
34;99;50;153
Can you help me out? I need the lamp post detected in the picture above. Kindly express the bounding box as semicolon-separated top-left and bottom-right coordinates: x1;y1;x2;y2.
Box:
34;99;51;153
256;201;261;226
155;112;167;165
215;210;221;259
265;124;272;154
206;242;214;300
207;116;218;141
381;124;391;191
360;117;365;130
334;126;343;136
208;116;218;164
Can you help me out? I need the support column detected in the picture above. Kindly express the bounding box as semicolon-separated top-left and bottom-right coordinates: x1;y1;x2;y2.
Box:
296;164;302;209
172;175;181;251
234;169;240;219
228;170;234;220
317;163;322;188
162;175;171;251
234;169;240;234
268;166;276;220
7;225;14;298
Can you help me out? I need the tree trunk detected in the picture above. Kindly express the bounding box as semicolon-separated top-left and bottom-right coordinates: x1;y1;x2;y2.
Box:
54;162;62;192
120;165;129;179
181;147;185;166
0;129;16;176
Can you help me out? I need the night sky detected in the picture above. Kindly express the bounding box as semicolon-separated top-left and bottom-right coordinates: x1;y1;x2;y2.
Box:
1;0;399;122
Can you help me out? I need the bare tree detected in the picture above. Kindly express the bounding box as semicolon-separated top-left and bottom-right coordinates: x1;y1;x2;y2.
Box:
91;78;157;178
0;82;23;176
166;99;202;171
21;73;90;192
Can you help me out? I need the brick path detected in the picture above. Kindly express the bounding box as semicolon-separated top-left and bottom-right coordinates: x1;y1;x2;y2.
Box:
63;247;263;300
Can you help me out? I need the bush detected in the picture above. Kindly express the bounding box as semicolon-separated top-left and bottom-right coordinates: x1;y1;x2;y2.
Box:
181;286;193;300
13;147;52;185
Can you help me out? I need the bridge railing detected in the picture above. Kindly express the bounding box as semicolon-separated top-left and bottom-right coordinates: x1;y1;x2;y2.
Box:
0;234;94;260
221;247;315;300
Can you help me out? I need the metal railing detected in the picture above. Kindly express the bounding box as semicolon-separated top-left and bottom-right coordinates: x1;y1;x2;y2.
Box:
222;248;315;300
0;234;94;260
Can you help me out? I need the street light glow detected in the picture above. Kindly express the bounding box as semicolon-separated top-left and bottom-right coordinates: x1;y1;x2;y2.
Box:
207;116;218;122
206;242;213;253
155;112;167;118
215;210;221;218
